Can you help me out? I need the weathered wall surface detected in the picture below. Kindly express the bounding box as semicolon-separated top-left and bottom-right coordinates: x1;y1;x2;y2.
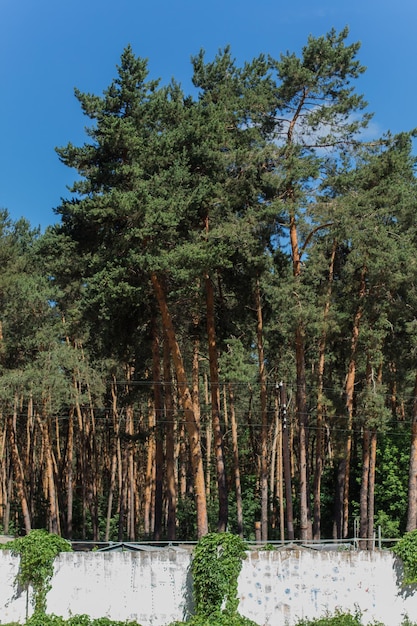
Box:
238;548;413;625
0;547;416;625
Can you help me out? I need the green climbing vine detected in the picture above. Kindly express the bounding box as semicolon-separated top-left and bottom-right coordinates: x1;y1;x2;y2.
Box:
189;531;256;625
392;530;417;585
2;529;72;614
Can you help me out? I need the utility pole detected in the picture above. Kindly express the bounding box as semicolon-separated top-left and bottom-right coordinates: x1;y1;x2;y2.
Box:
279;381;294;540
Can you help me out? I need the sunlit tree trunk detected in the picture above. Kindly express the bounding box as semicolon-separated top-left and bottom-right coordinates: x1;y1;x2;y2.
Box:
368;429;377;548
7;397;31;534
205;274;228;532
105;378;120;542
338;267;366;538
144;398;156;537
279;382;294;540
255;279;269;541
37;406;60;535
270;389;281;536
151;272;208;537
203;373;212;498
64;408;74;539
313;240;336;540
359;428;370;549
228;383;243;537
163;330;177;540
126;404;136;541
152;317;164;541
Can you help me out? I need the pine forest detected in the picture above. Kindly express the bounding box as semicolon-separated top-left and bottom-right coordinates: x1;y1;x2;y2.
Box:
1;27;417;546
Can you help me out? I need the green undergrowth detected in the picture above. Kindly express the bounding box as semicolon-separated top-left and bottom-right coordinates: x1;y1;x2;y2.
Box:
4;614;417;626
1;617;142;626
168;613;256;626
166;613;417;626
292;609;384;625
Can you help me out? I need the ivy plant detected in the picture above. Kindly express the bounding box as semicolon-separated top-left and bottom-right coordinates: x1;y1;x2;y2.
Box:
392;530;417;585
2;529;72;615
190;531;254;622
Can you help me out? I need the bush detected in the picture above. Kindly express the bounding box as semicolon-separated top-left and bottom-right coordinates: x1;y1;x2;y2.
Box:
393;530;417;585
24;615;143;626
168;614;257;626
293;610;383;625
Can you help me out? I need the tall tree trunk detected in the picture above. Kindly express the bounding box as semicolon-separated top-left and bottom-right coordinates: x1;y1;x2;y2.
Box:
7;397;31;534
126;405;136;541
163;330;177;541
65;408;74;539
334;457;345;539
406;369;417;531
341;267;366;538
203;373;212;498
151;272;208;538
73;374;88;539
289;211;311;540
105;377;120;542
359;428;370;549
37;409;60;535
296;321;310;541
205;274;228;532
279;382;294;540
270;389;280;535
228;383;243;537
151;317;164;540
144;399;156;537
368;429;377;549
313;239;336;539
360;360;381;549
255;279;269;541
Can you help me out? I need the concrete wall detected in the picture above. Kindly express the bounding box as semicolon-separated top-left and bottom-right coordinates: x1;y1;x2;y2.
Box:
238;548;413;625
0;547;416;625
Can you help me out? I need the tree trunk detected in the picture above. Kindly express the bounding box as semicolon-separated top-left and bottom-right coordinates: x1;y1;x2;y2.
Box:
341;267;366;538
65;408;74;539
151;272;208;538
296;322;310;540
205;274;228;532
37;410;60;535
368;430;377;549
203;373;212;498
228;383;243;537
270;390;280;536
126;405;136;541
105;377;120;542
279;382;294;540
7;398;31;534
152;317;164;540
289;211;311;541
359;428;370;549
163;330;177;541
313;240;336;539
144;399;156;537
334;457;345;539
255;279;269;541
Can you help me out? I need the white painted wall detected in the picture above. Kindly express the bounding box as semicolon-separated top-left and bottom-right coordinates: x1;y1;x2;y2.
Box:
0;547;416;625
238;548;412;625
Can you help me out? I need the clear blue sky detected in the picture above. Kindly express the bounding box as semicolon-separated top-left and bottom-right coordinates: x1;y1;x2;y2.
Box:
1;0;416;231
